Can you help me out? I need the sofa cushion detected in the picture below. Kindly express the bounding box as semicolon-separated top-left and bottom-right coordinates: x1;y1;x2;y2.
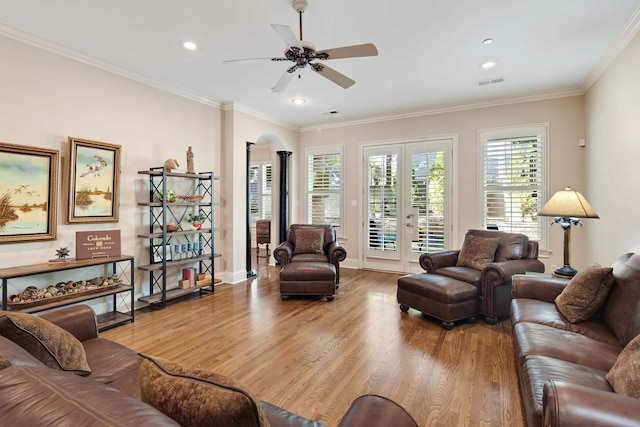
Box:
517;355;612;427
514;322;622;371
83;337;141;398
600;252;640;346
0;334;46;370
457;234;500;270
139;354;270;427
606;333;640;398
555;266;614;323
0;312;91;375
0;366;178;426
510;298;620;346
293;228;325;255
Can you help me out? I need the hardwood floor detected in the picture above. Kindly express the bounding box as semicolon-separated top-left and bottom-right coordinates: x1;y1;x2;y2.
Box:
102;261;526;427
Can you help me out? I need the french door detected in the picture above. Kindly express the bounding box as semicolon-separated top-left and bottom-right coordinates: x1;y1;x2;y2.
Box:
363;139;452;273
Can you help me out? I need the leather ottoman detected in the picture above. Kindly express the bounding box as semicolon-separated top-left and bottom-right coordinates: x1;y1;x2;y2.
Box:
397;273;478;329
280;262;336;301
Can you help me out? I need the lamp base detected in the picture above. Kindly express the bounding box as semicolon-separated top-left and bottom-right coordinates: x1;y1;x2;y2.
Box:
554;265;577;278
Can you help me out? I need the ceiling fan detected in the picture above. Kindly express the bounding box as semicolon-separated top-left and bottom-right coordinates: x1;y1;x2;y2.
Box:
227;0;378;93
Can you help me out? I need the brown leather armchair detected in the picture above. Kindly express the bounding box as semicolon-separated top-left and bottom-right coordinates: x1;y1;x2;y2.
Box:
274;224;347;284
420;229;545;323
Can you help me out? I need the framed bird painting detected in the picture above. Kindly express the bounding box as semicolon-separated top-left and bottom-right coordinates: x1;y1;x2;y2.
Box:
66;137;121;223
0;142;58;243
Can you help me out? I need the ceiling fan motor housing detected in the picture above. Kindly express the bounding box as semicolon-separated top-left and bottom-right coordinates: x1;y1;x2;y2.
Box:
292;0;308;13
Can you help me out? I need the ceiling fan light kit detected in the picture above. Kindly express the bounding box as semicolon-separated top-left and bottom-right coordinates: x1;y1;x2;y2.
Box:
228;0;377;93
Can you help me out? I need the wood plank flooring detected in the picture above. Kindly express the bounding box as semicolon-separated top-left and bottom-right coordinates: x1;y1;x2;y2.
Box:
101;262;525;427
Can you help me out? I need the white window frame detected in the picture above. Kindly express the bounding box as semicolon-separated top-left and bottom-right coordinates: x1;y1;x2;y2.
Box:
478;124;549;249
305;145;344;237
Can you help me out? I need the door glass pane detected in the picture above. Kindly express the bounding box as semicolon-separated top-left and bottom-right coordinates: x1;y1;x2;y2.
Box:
410;150;445;253
367;153;398;252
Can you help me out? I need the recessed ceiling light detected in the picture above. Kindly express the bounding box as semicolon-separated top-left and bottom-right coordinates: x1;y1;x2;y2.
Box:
480;61;496;69
291;98;306;105
482;38;493;45
183;41;197;50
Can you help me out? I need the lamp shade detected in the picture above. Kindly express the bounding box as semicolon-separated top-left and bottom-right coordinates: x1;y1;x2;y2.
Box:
537;187;599;218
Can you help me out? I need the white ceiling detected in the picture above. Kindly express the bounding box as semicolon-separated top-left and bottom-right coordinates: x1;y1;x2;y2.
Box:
1;0;639;129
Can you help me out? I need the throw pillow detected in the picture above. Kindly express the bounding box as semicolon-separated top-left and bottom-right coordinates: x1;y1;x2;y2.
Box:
606;333;640;398
456;234;500;270
293;228;325;255
0;312;91;375
555;266;614;323
138;354;270;427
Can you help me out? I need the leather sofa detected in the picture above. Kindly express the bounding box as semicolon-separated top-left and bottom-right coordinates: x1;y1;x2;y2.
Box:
0;305;417;427
510;252;640;427
411;229;545;324
274;224;347;284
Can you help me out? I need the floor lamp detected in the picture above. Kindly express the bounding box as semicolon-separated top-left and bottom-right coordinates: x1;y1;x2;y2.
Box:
537;187;599;278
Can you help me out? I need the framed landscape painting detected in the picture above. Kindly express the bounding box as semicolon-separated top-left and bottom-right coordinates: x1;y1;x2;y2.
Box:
0;142;58;244
66;137;121;223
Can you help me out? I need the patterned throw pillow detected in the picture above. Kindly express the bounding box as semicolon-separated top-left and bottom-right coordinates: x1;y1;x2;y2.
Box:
0;311;91;375
293;228;325;255
555;266;614;323
607;333;640;398
456;234;500;270
139;354;270;427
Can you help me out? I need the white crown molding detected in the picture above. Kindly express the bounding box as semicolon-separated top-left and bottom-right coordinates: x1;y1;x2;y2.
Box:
300;88;584;133
221;101;299;132
0;24;221;109
581;6;640;91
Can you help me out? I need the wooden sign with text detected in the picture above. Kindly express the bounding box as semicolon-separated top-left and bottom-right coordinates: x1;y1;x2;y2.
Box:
75;230;121;260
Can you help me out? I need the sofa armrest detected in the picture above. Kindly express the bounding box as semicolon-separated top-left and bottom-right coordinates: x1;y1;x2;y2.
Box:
274;241;294;265
337;395;418;427
39;304;99;342
419;250;459;273
327;240;347;264
543;380;640;427
511;274;569;302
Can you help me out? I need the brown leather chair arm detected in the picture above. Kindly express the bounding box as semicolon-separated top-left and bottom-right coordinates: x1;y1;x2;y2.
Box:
543;380;640;427
419;250;459;272
327;240;347;264
274;241;294;265
39;304;99;342
511;274;569;302
482;259;545;289
337;395;418;427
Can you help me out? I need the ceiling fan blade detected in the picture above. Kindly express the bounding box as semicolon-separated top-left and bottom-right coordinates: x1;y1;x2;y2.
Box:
222;57;274;64
271;24;302;50
317;43;378;60
272;71;295;93
311;64;355;89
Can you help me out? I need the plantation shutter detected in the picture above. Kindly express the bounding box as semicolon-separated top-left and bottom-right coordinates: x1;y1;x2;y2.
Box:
262;165;272;219
307;151;341;229
483;135;543;240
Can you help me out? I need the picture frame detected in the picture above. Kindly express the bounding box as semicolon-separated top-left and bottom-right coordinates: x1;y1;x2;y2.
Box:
66;137;120;223
0;142;58;244
152;244;172;263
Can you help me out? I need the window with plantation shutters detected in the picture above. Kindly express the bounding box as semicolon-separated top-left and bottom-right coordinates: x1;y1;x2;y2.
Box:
480;125;547;243
249;163;271;229
307;147;342;232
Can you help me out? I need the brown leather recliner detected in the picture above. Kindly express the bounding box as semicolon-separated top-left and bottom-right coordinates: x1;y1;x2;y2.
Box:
419;229;545;323
274;224;347;284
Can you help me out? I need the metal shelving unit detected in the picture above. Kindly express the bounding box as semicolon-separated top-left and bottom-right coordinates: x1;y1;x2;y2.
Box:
137;167;221;308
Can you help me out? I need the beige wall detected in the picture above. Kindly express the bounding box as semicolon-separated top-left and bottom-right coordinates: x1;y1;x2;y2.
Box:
300;96;586;272
0;36;222;309
584;30;640;266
